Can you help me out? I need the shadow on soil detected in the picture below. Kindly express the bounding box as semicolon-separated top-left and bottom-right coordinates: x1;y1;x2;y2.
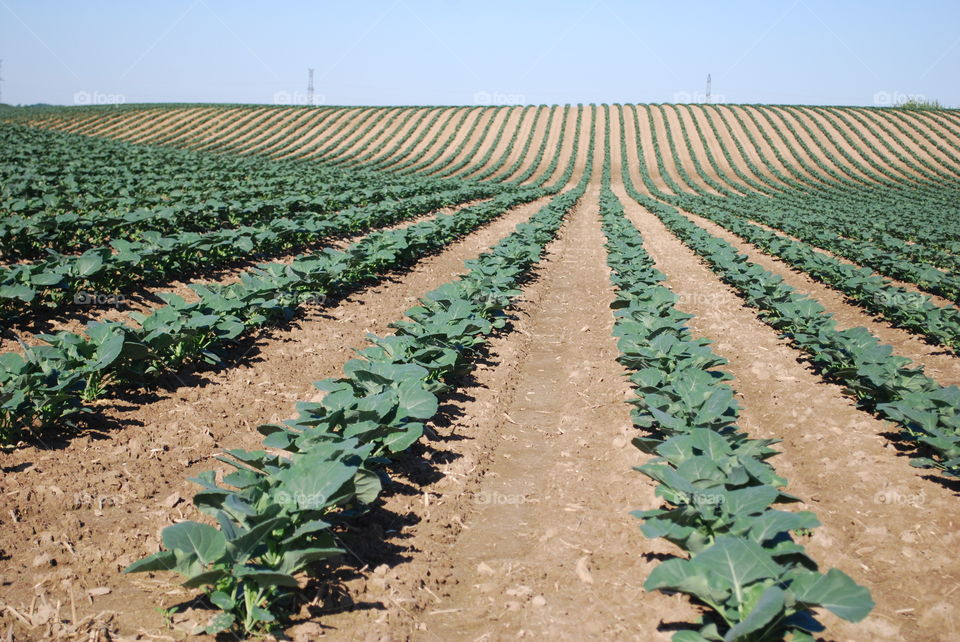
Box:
11;246;483;453
290;264;548;624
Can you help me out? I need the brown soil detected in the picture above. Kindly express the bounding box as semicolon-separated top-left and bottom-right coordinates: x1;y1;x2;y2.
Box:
521;105;578;188
904;111;960;157
186;108;269;150
0;192;561;640
820;108;930;183
745;218;959;310
657;105;725;196
239;108;328;156
460;106;527;180
855;107;960;182
387;108;474;173
321;108;405;162
678;209;960;387
258;108;343;158
436;107;513;179
282;107;373;161
308;117;703;641
420;108;497;176
83;108;168;141
645;105;702;195
777;107;884;185
740;105;840;187
0;198;492;356
254;108;346;159
729;105;830;189
678;105;758;193
492;105;551;183
514;105;565;185
720;105;801;187
604;111;960;640
453;107;527;181
610;181;960;642
700;106;785;191
4;104;960;642
404;172;698;642
374;108;462;171
215;108;303;154
355;108;434;167
276;108;364;160
623;104;675;196
131;108;218;146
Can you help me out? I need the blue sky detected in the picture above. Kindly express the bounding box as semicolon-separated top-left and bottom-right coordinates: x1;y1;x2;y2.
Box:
1;0;957;107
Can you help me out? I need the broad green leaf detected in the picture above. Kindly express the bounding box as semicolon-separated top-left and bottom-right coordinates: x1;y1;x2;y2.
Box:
792;568;874;622
724;585;785;641
91;332;125;370
353;467;383;503
645;557;728;606
382;423;423;453
234;569;299;588
76;252;104;277
692;537;781;599
182;568;228;588
722;485;779;518
162;521;226;565
274;454;358;511
208;591;235;611
123;550;177;574
228;517;285;559
397;380;438;419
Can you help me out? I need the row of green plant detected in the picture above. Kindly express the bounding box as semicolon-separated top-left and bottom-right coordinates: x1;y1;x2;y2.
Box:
683;203;960;352
123;135;593;635
620;145;960;478
0;121;476;257
0;189;539;442
641;105;960;350
639;104;960;283
699;105;960;266
0;183;499;320
600;178;873;641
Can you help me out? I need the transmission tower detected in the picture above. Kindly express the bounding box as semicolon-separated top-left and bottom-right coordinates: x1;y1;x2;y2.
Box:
705;73;711;104
0;60;4;104
307;68;314;106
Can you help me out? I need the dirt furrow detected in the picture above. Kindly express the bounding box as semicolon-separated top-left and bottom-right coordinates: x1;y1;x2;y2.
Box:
777;107;885;185
611;180;960;642
623;105;674;196
393;107;477;174
645;105;700;195
723;105;813;186
744;217;959;310
0;192;563;639
679;208;960;387
277;107;365;160
677;105;757;194
417;184;691;641
658;105;724;196
372;107;459;171
523;105;578;188
494;104;552;183
421;108;499;176
0;197;492;355
312;140;700;641
322;107;404;162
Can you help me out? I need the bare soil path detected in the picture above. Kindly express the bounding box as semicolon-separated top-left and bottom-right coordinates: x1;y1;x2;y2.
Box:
0;193;560;640
310;129;703;640
608;171;960;641
679;208;960;388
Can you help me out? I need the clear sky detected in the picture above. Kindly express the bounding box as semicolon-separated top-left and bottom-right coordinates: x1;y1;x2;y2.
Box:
1;0;957;107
